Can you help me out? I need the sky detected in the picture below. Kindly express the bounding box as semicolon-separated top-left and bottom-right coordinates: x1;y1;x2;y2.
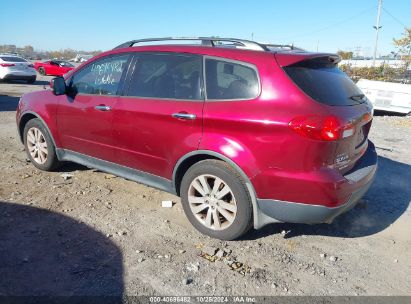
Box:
0;0;409;56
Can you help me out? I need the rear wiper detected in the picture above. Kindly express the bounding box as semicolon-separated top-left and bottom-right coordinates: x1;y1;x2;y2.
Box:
349;94;366;102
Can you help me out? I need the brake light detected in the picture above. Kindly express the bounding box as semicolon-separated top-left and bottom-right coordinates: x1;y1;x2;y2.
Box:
0;63;15;67
289;115;354;141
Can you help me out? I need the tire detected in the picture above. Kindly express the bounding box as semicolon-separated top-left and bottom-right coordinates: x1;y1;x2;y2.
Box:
180;159;253;240
27;77;36;84
23;118;62;171
38;67;46;76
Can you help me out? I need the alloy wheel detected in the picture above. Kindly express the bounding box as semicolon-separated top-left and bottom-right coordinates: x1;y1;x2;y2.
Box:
26;127;48;164
188;174;237;230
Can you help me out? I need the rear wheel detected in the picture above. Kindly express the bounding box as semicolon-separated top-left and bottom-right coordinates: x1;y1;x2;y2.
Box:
180;160;253;240
23;118;62;171
38;67;46;76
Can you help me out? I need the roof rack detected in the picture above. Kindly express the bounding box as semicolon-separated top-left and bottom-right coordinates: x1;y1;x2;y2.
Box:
264;44;305;51
113;37;271;51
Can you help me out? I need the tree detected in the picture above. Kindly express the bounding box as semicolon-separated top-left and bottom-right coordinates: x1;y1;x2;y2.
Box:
23;45;34;57
337;50;353;60
393;28;411;61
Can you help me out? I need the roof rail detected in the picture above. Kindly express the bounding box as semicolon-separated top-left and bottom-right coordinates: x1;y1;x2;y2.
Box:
113;37;270;51
264;44;305;51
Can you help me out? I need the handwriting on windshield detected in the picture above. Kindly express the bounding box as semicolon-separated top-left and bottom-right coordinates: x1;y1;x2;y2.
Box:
91;60;125;85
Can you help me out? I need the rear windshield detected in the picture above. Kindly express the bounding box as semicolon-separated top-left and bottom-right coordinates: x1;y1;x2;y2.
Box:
284;61;363;106
0;56;28;63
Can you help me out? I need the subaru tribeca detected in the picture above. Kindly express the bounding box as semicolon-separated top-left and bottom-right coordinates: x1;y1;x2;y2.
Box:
16;37;377;240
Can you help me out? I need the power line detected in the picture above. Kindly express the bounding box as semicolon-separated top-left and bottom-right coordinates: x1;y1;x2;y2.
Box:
289;6;376;40
382;7;408;29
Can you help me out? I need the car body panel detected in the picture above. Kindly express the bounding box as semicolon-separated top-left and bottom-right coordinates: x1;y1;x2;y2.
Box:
56;94;118;162
113;96;204;178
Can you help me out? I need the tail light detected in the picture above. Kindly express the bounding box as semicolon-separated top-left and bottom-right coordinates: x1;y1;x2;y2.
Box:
0;63;15;67
289;115;354;141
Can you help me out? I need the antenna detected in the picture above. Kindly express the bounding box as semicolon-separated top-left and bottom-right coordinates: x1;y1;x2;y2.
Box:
373;0;383;65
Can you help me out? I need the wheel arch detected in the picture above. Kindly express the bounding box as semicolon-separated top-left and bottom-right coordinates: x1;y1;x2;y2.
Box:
19;111;58;150
172;150;263;229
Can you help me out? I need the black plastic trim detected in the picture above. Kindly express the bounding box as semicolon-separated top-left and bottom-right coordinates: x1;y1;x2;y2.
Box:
56;149;175;194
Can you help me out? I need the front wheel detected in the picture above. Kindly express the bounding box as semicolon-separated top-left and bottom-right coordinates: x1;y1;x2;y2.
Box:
180;160;253;240
23;118;62;171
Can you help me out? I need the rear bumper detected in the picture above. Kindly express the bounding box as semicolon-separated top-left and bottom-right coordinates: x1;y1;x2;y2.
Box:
254;141;377;228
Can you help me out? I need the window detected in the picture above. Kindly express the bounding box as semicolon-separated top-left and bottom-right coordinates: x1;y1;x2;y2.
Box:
205;58;259;100
69;54;130;96
284;61;365;106
0;56;28;62
127;53;202;100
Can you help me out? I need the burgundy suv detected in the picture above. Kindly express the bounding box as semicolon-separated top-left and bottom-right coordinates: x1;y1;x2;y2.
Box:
16;38;377;240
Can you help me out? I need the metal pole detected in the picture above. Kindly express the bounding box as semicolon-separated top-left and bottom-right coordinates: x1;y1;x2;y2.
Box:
373;0;383;66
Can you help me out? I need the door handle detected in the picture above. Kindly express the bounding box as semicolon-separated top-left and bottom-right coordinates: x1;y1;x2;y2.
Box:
95;105;112;111
172;113;196;120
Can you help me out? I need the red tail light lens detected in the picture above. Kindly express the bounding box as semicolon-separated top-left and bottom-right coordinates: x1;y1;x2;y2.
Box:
289;115;354;141
0;63;15;67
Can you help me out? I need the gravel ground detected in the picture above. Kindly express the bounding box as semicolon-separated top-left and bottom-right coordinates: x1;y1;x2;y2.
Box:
0;76;410;296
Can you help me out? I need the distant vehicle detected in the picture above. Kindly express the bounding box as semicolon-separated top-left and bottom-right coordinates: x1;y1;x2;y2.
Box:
34;60;74;76
357;79;411;115
72;54;93;63
16;37;377;240
0;54;36;83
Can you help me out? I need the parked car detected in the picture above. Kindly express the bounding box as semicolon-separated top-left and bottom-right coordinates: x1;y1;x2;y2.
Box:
0;54;36;83
34;60;74;76
16;37;377;240
357;79;411;115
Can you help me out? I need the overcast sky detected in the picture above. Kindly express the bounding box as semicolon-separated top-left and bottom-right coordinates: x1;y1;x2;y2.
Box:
1;0;409;56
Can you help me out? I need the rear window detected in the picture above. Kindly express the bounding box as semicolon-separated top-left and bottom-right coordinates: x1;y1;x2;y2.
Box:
0;56;27;63
284;61;363;106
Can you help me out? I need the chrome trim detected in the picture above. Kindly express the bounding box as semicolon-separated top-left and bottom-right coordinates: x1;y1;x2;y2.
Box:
95;105;112;111
172;113;196;120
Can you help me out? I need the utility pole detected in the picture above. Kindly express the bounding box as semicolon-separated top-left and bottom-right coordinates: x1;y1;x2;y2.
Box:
373;0;383;66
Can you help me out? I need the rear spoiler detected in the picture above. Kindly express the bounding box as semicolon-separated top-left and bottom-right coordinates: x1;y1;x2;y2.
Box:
275;53;341;67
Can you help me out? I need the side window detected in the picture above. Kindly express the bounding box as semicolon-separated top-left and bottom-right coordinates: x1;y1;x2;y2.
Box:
70;54;130;96
205;58;259;100
127;53;202;100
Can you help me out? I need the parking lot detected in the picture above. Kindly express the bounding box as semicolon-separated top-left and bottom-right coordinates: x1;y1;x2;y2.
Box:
0;75;410;296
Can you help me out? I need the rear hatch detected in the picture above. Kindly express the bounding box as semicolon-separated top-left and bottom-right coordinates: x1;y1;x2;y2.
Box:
278;54;373;174
0;56;34;73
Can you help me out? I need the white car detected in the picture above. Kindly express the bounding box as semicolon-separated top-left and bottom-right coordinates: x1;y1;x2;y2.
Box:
0;54;37;83
357;79;411;115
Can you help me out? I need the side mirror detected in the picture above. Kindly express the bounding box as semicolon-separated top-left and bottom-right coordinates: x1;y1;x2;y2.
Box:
50;77;66;95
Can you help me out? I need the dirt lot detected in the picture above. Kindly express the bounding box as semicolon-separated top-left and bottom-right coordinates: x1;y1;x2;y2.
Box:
0;76;410;297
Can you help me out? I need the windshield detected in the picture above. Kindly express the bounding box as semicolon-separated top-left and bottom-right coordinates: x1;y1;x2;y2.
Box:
54;61;74;67
284;61;364;106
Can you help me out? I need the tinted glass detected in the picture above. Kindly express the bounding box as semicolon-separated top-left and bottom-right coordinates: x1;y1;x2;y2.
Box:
0;56;27;62
70;54;129;96
128;53;202;100
205;59;259;100
284;62;364;106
